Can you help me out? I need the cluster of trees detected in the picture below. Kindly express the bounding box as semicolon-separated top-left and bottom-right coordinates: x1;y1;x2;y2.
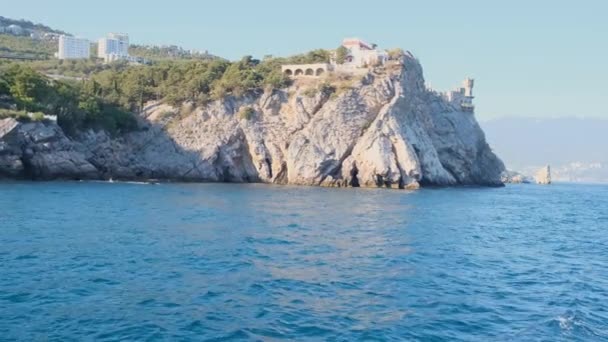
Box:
129;45;217;61
0;63;136;134
335;46;348;64
62;49;336;114
81;55;291;110
25;59;119;78
278;49;331;64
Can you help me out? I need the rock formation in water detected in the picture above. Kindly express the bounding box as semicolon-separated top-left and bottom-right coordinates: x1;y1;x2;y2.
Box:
535;165;552;185
0;54;505;188
501;170;532;184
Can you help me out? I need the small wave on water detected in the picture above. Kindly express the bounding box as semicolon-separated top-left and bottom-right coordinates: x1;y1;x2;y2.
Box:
0;182;607;341
79;179;160;185
513;310;608;341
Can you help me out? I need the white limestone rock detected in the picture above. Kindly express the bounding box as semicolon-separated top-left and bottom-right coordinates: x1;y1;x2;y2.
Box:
501;170;533;184
0;54;505;188
535;165;552;185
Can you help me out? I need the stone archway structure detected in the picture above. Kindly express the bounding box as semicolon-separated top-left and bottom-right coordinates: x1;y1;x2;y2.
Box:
282;63;332;78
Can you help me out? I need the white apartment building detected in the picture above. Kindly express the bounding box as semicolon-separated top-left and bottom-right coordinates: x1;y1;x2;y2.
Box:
98;33;130;62
58;35;90;60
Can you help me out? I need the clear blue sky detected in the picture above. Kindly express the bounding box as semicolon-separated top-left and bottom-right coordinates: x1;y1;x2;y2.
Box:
3;0;607;119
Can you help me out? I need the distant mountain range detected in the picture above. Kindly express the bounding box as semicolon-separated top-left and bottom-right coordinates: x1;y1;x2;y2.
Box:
481;117;608;183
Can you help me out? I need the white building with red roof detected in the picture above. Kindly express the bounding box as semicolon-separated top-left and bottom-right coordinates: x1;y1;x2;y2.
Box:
340;38;388;67
281;38;390;78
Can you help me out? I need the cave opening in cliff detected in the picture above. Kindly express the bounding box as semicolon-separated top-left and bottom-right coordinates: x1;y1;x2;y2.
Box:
349;165;360;187
398;176;405;189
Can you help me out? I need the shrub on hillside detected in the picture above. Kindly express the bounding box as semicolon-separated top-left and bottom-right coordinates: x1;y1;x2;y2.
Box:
31;112;45;121
335;46;348;65
302;87;317;98
239;106;255;121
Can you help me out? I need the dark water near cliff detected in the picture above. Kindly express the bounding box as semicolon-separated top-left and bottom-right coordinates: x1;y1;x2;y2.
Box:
1;182;607;341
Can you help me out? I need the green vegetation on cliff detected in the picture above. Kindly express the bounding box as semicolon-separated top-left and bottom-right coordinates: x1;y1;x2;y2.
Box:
279;49;331;64
0;52;315;134
83;55;292;109
0;47;345;135
335;46;348;64
23;59;119;78
0;63;136;134
128;45;217;61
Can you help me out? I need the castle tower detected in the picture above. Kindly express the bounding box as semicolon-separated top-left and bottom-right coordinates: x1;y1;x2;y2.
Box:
462;78;474;98
460;78;475;112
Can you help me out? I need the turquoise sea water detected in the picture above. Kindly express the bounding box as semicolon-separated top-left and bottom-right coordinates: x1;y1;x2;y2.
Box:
1;182;607;341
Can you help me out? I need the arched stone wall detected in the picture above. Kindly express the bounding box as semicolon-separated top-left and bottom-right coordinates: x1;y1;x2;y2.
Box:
281;64;331;78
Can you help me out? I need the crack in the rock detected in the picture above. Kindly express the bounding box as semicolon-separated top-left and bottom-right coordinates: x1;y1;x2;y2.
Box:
317;78;400;186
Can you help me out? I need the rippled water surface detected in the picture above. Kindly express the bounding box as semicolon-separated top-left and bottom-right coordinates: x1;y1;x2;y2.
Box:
1;182;608;341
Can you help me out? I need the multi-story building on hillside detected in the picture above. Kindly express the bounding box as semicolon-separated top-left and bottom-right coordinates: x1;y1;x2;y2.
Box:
57;35;90;60
98;33;130;62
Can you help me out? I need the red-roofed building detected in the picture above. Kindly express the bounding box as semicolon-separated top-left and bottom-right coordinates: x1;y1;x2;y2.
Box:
339;37;387;68
342;38;374;51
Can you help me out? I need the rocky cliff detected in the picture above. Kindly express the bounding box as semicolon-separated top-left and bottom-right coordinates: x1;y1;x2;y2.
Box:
0;54;505;188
